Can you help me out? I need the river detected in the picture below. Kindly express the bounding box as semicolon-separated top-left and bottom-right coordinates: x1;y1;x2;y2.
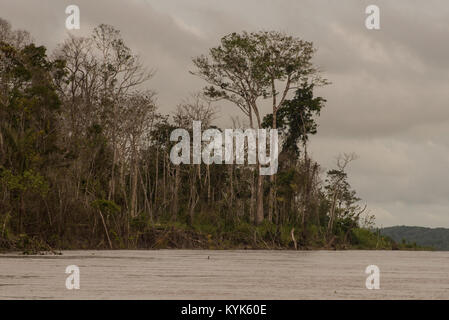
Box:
1;250;448;299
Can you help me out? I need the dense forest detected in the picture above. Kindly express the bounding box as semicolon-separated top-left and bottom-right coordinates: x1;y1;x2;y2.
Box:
0;18;409;253
381;226;447;250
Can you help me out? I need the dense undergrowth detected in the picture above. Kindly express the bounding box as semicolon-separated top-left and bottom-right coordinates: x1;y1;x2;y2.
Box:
0;213;429;254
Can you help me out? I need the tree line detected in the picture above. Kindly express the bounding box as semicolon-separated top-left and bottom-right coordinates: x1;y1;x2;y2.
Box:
0;18;396;252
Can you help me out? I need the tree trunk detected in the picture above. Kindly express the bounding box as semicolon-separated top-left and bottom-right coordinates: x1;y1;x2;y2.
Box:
268;108;277;223
130;154;138;218
256;167;264;225
249;170;255;224
173;165;180;220
251;102;264;225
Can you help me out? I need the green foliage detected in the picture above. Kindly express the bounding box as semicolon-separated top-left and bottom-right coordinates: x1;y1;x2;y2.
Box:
0;168;49;196
263;83;326;155
92;199;121;215
381;226;446;250
192;30;325;124
351;228;382;249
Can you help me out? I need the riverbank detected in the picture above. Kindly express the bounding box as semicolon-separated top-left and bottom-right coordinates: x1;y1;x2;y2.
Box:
0;221;431;254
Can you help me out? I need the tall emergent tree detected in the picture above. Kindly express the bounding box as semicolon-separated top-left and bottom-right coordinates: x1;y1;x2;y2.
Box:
192;31;326;224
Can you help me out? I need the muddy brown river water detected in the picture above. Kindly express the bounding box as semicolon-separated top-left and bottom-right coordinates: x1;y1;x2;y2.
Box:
1;250;448;299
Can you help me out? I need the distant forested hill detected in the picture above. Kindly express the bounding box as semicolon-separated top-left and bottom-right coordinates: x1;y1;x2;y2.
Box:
380;226;449;250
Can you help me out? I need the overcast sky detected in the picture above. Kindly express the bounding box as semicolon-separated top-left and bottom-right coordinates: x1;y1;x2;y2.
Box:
2;0;449;228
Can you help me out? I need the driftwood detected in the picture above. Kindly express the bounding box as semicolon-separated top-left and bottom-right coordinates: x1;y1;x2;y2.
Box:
291;228;298;250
